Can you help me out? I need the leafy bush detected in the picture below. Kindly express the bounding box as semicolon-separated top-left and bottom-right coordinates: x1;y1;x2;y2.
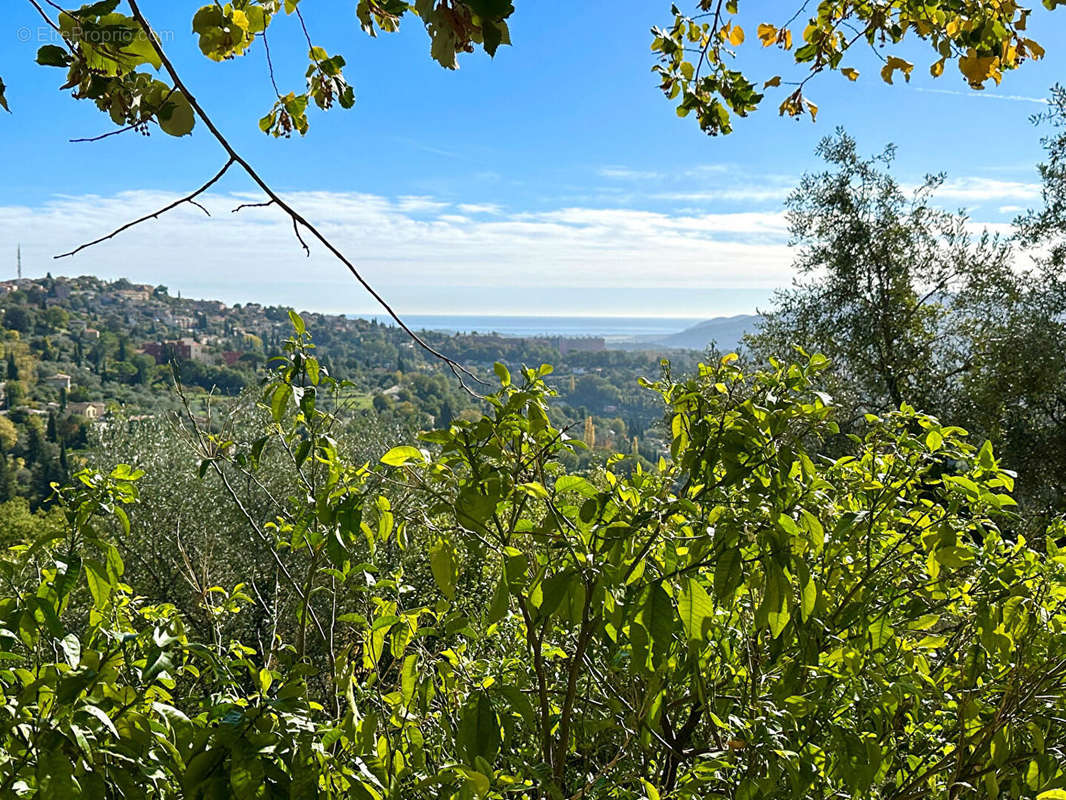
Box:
1;319;1064;798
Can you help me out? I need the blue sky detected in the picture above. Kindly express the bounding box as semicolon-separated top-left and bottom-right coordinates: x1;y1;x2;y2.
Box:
1;1;1064;317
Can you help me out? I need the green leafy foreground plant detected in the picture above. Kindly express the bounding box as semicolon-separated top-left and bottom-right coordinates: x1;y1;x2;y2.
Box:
0;318;1065;798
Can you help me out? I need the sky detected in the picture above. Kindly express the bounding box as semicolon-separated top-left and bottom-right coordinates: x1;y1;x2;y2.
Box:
0;1;1064;318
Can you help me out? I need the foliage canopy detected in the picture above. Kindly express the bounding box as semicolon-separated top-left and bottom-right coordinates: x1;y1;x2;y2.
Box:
5;1;1062;139
2;319;1066;797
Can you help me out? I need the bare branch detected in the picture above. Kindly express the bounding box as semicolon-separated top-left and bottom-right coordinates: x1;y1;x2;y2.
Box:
122;0;486;391
55;158;234;259
293;219;311;256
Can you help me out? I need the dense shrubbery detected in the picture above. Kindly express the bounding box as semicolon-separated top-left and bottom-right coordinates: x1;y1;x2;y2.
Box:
1;317;1065;798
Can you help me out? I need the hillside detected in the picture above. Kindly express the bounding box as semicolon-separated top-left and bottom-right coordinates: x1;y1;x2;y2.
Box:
616;313;761;352
0;275;703;507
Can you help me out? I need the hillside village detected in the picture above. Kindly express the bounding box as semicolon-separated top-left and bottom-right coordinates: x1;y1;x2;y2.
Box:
0;275;699;507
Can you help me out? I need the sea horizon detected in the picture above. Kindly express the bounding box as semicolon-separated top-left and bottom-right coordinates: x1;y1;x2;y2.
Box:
351;313;728;339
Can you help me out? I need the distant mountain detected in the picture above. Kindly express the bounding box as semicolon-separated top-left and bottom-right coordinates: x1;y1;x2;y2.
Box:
617;314;762;352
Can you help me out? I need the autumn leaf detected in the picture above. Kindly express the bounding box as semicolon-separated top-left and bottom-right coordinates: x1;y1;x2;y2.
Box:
880;56;914;84
959;54;998;87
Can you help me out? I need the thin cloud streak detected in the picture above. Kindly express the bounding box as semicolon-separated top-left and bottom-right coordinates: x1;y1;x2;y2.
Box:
914;87;1048;105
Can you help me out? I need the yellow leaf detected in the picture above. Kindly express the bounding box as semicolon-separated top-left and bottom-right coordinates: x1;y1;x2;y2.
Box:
230;9;250;31
806;99;818;122
764;75;782;88
959;54;997;87
728;25;745;46
945;19;960;37
930;58;946;77
783;29;793;50
880;56;914;85
757;23;777;47
841;67;859;81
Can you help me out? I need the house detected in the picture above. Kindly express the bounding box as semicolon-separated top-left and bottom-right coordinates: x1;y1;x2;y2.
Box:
115;287;152;302
45;373;72;392
83;328;101;340
68;401;107;420
143;337;209;364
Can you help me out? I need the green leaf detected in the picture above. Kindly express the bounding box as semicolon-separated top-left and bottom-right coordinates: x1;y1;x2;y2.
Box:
270;383;292;422
458;691;501;767
84;559;112;609
430;538;457;600
538;570;578;620
158;90;196;137
60;634;81;668
868;616;893;650
760;566;790;638
636;582;675;668
229;748;267;800
381;446;424;466
36;46;71;67
288;309;306;334
493;362;511;386
678;577;714;644
713;546;743;601
486;576;509;624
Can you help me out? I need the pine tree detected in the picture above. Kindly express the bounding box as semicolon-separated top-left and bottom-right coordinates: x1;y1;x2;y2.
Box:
0;456;14;504
583;416;596;450
6;353;17;382
439;400;454;428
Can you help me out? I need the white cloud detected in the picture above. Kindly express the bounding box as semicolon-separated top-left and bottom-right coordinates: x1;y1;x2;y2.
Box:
457;203;502;215
936;177;1041;203
2;182;1017;316
3;189;796;316
598;167;663;180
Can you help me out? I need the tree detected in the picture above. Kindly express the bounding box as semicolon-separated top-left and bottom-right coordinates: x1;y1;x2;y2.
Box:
1018;84;1066;269
749;130;1013;416
5;353;17;382
0;416;16;453
4;380;25;410
952;85;1066;523
3;308;30;335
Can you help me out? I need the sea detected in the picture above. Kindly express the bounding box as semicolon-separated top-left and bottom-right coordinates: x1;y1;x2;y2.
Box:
357;314;704;341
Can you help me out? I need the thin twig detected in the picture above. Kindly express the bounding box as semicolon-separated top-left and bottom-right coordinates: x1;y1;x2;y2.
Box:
292;218;310;256
55;158;233;259
232;200;276;214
